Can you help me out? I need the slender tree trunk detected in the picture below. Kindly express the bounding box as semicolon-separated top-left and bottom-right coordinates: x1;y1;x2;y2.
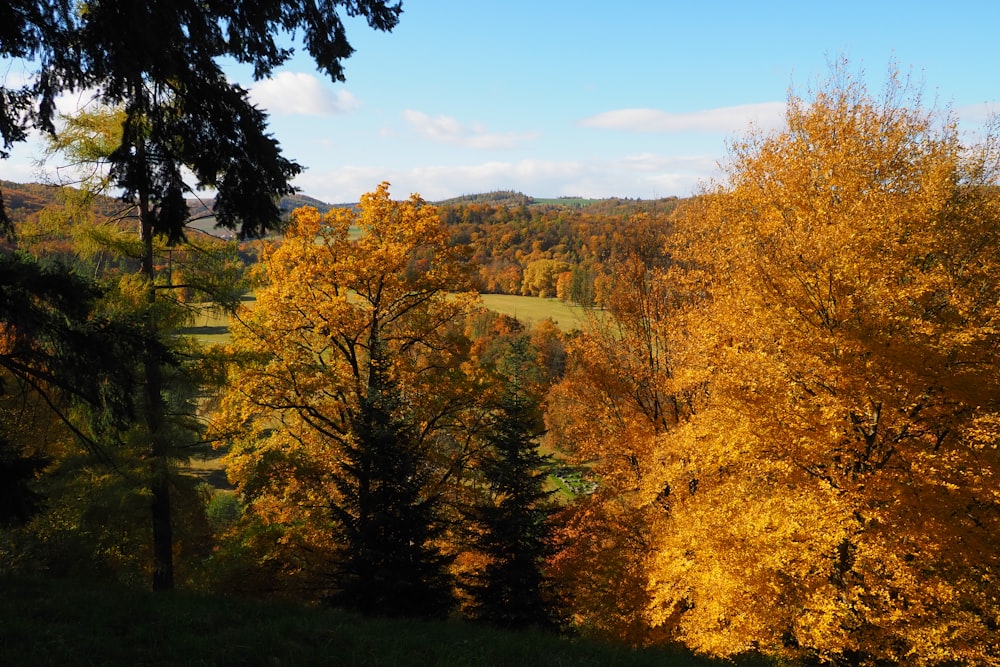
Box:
138;172;174;591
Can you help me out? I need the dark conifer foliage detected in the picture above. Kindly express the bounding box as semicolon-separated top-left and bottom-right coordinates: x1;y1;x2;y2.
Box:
0;253;146;523
464;338;560;630
327;339;455;619
1;0;402;240
0;436;49;527
0;253;144;432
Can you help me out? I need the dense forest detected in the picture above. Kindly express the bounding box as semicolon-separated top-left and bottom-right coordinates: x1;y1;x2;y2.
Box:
3;179;680;305
1;4;998;664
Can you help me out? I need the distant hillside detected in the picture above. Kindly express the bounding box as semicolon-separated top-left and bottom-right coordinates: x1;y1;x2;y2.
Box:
186;192;338;224
1;180;338;235
278;192;341;214
437;191;682;214
1;180;124;221
4;180;681;234
437;191;534;207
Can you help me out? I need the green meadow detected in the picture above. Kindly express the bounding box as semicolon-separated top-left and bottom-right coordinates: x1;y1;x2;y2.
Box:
179;293;594;345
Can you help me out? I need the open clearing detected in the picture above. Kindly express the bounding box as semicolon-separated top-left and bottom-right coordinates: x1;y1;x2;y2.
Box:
478;293;591;331
180;293;593;345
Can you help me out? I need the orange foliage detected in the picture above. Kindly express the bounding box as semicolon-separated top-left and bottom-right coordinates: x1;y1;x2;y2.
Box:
213;183;479;596
641;64;1000;664
545;63;1000;665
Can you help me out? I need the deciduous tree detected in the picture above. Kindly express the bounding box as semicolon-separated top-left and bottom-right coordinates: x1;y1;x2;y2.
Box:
544;231;696;644
644;63;1000;665
217;183;476;616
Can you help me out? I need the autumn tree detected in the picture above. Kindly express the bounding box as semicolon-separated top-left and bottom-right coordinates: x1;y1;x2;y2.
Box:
521;259;572;297
462;335;560;629
542;214;695;644
217;183;477;617
641;63;1000;665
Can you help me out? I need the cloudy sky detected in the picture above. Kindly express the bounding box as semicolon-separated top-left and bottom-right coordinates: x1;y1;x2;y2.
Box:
3;0;999;203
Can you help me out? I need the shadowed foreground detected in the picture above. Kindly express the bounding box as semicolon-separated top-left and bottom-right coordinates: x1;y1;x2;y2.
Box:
0;576;776;667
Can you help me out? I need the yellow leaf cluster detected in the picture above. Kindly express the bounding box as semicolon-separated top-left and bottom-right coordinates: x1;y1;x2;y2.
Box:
550;62;1000;665
211;183;479;583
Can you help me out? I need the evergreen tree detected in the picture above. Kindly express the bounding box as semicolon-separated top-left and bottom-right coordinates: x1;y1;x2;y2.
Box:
2;0;402;591
328;337;455;618
464;337;559;629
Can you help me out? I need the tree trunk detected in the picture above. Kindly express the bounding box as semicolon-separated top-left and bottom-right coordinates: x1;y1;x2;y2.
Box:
139;178;174;591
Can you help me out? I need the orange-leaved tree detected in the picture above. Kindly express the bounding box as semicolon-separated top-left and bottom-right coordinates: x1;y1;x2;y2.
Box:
643;63;1000;665
544;229;701;643
214;183;479;617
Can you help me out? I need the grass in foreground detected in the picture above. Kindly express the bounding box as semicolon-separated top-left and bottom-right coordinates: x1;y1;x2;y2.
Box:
0;576;774;667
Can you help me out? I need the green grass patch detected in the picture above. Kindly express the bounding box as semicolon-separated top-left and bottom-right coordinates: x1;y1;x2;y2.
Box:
478;294;592;331
178;293;595;343
0;575;775;667
178;304;237;345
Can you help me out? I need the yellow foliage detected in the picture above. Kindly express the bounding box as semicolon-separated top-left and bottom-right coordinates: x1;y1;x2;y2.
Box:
211;183;479;593
640;62;1000;664
548;62;1000;665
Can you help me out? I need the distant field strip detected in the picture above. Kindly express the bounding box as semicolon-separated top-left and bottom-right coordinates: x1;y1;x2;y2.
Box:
180;293;594;344
478;294;591;331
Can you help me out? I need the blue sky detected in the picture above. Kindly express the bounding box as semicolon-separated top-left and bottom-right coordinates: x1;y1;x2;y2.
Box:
3;0;999;203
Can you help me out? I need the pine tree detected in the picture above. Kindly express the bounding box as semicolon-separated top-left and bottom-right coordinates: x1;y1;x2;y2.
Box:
328;337;455;618
464;337;559;629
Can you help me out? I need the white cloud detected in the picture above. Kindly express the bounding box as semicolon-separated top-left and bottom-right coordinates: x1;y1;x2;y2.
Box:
0;149;42;182
291;152;720;204
955;101;999;126
402;110;539;150
249;72;359;116
579;102;786;134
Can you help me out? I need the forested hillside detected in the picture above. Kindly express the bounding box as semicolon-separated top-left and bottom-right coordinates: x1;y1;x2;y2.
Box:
439;195;679;302
2;55;998;667
3;178;680;307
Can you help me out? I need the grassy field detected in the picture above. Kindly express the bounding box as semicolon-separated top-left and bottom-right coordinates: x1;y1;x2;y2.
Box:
0;576;776;667
478;293;593;331
179;293;594;345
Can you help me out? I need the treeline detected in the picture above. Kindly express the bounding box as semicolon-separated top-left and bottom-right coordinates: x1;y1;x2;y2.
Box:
439;196;680;303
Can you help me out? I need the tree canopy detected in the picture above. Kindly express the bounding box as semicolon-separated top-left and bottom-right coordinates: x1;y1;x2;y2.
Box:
217;183;477;615
636;65;1000;665
1;0;402;238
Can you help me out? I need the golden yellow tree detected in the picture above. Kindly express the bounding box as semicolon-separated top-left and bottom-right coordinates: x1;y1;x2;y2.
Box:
643;64;1000;664
545;235;699;643
214;183;478;614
